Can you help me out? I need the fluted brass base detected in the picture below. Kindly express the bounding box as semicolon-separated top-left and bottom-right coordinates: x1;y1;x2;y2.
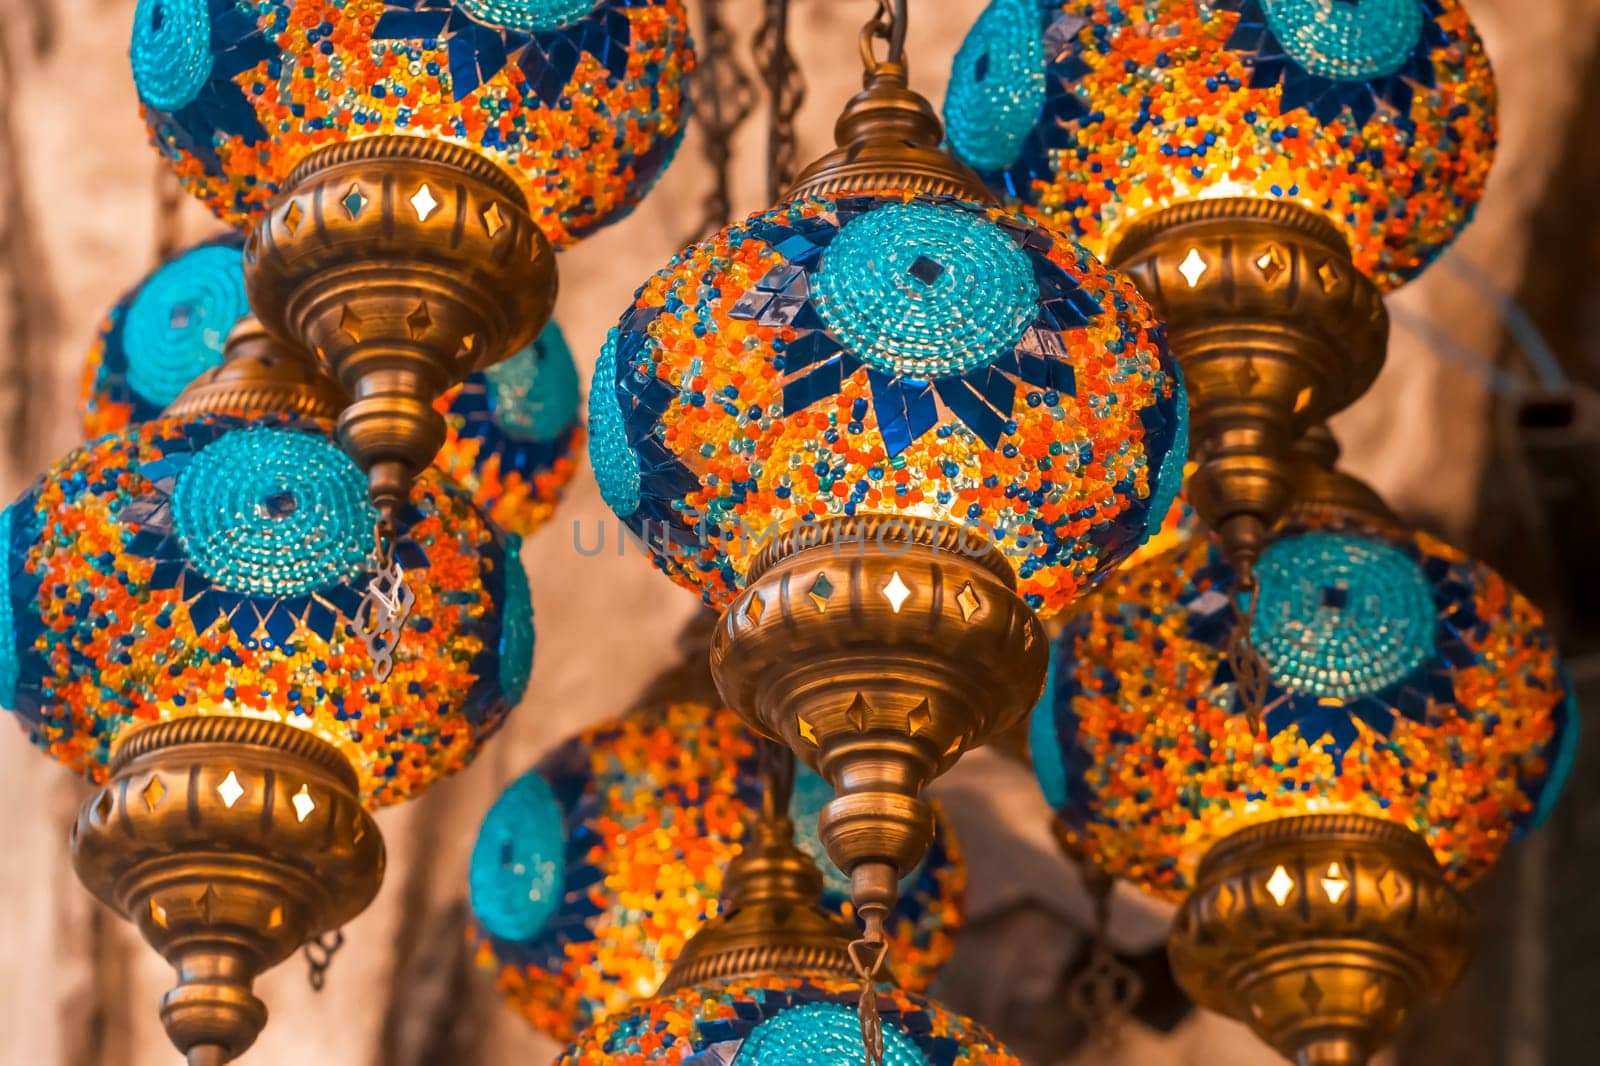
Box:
710;517;1047;917
243;135;557;520
1170;814;1469;1065
1108;198;1387;566
72;718;384;1064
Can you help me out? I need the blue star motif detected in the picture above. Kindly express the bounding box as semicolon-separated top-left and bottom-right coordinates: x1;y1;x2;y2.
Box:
1213;0;1447;128
373;0;640;103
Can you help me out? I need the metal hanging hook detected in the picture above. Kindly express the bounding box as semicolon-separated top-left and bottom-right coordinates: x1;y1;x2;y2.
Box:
1227;562;1271;733
859;0;908;74
848;910;890;1066
355;518;415;681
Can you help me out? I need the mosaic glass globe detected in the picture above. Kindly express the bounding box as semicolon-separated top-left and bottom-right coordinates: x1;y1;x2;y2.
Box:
559;971;1021;1065
589;191;1187;615
80;235;251;438
435;321;583;535
131;0;695;247
943;0;1497;289
0;411;533;807
467;700;964;1040
1031;510;1571;899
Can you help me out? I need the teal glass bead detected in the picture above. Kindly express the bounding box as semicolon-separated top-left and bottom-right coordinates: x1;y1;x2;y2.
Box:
1252;530;1435;700
122;241;249;408
0;505;15;710
588;330;642;517
470;770;568;942
736;1002;930;1066
943;0;1047;171
170;425;377;598
488;329;582;442
1141;366;1189;544
499;534;535;705
457;0;598;33
1261;0;1425;81
811;201;1041;379
129;0;212;112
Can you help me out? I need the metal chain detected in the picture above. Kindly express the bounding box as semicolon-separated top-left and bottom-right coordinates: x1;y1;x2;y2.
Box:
1066;865;1143;1046
355;519;415;682
303;929;346;992
689;0;756;238
1227;563;1271;733
858;0;908;74
153;164;184;263
754;0;805;202
848;913;890;1066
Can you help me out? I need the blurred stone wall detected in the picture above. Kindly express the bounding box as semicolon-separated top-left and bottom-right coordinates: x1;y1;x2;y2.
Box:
0;1;1594;1064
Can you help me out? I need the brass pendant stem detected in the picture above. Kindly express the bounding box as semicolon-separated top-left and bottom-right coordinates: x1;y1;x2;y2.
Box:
244;135;557;522
1108;198;1387;570
1169;814;1469;1065
72;718;384;1064
711;517;1048;925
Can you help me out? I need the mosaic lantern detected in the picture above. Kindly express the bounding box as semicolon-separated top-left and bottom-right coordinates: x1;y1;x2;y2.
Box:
132;0;694;246
592;8;1185;973
557;748;1019;1066
2;342;534;1062
129;0;691;519
467;700;964;1040
81;235;252;438
945;0;1498;629
435;321;583;535
1030;442;1570;1063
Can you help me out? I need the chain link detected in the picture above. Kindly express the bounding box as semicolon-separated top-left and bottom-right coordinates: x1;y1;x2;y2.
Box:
1066;865;1142;1047
754;0;806;202
303;929;346;992
848;916;889;1066
858;0;907;73
688;0;757;239
355;520;415;681
1227;563;1271;733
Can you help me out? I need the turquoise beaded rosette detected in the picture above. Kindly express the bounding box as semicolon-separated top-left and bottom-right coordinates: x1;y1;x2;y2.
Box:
466;700;965;1040
558;970;1021;1065
589;190;1186;616
943;0;1497;289
81;236;251;438
0;411;532;806
1030;509;1572;899
130;0;695;248
436;322;584;536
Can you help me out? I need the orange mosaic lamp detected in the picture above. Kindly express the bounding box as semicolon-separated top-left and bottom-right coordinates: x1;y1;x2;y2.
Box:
466;701;963;1040
591;3;1187;993
131;0;693;521
1;334;533;1064
1030;434;1573;1063
946;0;1499;664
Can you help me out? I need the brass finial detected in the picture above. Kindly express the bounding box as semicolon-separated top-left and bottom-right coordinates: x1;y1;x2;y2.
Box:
163;317;349;421
1286;425;1400;527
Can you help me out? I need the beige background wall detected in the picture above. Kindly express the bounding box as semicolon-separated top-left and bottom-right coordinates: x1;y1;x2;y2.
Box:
0;1;1593;1063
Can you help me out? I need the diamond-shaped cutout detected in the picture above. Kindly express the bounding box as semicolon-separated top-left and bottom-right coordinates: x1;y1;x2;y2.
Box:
1178;247;1208;287
410;183;440;221
292;784;316;823
1317;260;1341;292
1215;881;1238;920
1374;866;1405;909
955;582;980;622
1320;862;1349;905
352;813;366;844
907;698;932;736
808;573;834;612
482;201;507;237
268;905;286;930
282;200;304;235
197;884;220;922
216;771;244;809
846;693;871;732
406;301;432;340
797;715;818;746
1294;385;1313;413
141;775;166;812
1299;974;1324;1011
743;592;765;626
339;304;362;342
1232;357;1261;393
1362;982;1383;1013
1266;864;1295;906
460;333;478;356
149;898;168;929
341;183;368;220
1254;244;1287;281
94;790;114;824
944;733;965;756
883;572;911;613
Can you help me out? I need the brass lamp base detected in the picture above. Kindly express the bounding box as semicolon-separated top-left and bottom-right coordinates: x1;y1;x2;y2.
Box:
243;135;557;519
711;517;1047;918
163;317;348;423
1107;198;1387;564
72;718;384;1065
1169;814;1469;1065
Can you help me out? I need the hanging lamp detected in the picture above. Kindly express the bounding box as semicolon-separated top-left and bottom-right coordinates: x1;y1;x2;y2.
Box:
557;743;1020;1065
3;326;534;1064
467;698;964;1040
1029;428;1574;1064
132;0;694;518
944;0;1497;674
590;0;1186;974
81;235;252;438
